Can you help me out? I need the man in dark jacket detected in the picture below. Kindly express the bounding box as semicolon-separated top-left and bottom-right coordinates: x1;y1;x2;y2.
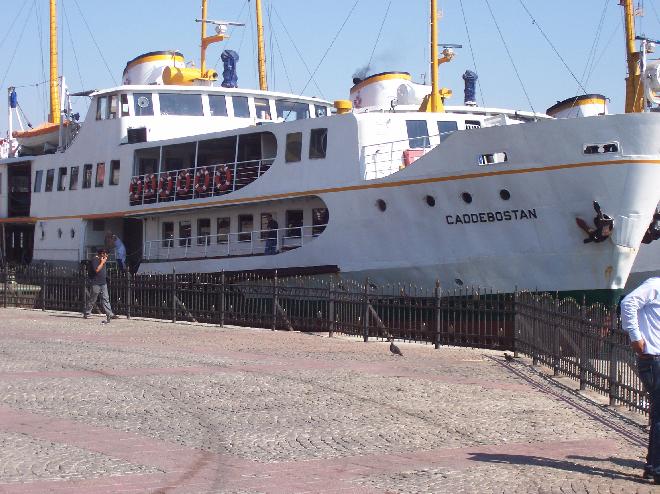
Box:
265;216;278;255
83;249;117;323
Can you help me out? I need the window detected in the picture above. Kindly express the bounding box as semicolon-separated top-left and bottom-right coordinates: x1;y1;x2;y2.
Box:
216;217;230;243
285;132;302;163
437;121;458;142
465;120;481;129
95;163;105;187
309;128;328;159
162;221;174;248
121;94;130;117
315;105;328;117
478;152;508;165
134;93;154;116
69;166;79;190
312;208;329;236
57;167;67;191
197;218;211;245
92;219;105;231
197;136;236;167
286;210;304;238
110;160;120;185
209;95;228;116
406;120;430;148
134;148;159;175
96;96;108;120
159;93;203;116
254;98;271;120
179;220;192;247
276;100;310;121
162;142;196;172
45;169;55;192
82;164;93;188
34;170;43;192
108;94;118;119
238;214;253;242
260;213;274;240
232;96;250;118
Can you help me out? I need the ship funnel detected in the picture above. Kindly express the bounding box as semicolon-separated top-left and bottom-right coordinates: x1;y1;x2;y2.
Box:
462;70;478;106
122;51;185;85
546;94;609;119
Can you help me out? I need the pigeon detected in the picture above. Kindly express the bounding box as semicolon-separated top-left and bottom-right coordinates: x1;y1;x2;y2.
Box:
504;352;514;362
389;338;403;357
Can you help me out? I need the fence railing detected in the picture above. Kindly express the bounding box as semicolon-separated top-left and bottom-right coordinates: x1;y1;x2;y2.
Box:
0;263;644;414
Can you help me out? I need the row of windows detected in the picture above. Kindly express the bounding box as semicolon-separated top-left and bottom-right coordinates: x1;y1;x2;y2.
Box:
405;120;466;148
161;208;329;247
34;161;120;193
97;91;330;122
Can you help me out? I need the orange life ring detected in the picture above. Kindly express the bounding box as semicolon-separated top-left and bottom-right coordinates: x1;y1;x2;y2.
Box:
159;173;174;199
194;168;211;194
143;174;157;198
129;177;143;201
176;170;192;195
214;165;232;192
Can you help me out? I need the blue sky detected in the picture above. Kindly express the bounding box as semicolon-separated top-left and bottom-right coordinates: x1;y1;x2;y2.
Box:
1;0;659;136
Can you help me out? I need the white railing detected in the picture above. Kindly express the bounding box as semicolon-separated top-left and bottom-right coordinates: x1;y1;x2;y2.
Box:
129;158;275;206
143;224;328;262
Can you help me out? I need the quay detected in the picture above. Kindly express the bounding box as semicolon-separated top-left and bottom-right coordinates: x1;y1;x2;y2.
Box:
0;308;652;493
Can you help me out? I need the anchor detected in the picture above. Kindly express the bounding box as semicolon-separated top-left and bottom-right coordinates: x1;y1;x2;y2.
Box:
576;201;614;244
642;209;660;245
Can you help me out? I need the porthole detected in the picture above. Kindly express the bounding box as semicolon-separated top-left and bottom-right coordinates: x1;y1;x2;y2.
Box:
425;195;436;207
461;192;472;204
376;199;387;212
57;228;62;238
499;189;511;201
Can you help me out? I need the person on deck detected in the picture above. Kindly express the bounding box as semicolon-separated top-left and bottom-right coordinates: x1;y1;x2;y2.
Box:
112;234;127;271
265;216;278;255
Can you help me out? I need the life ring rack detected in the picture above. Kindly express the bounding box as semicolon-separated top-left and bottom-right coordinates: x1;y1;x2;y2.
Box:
176;170;192;195
159;173;174;200
129;176;143;201
194;167;211;194
214;165;232;192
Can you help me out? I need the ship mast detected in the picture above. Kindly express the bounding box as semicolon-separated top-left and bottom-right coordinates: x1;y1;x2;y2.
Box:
622;0;644;113
49;0;60;124
255;0;268;91
430;0;440;112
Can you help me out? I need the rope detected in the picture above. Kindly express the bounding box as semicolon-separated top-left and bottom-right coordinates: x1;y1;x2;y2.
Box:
71;0;117;86
586;18;622;88
0;2;29;52
580;0;610;87
517;0;588;95
0;2;35;97
459;0;485;106
483;0;537;114
34;0;48;122
366;0;392;70
299;0;361;96
269;16;294;93
214;0;249;69
62;0;85;89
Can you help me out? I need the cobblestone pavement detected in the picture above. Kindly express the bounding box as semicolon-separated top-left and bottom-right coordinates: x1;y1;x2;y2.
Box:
0;308;653;493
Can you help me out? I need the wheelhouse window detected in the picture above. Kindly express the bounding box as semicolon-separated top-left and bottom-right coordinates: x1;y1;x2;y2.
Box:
57;167;67;191
276;100;310;121
254;98;271;120
120;94;130;116
82;164;93;188
216;217;230;244
95;163;105;187
134;93;154;116
312;208;329;235
238;214;253;242
286;210;303;238
69;166;79;190
162;221;174;248
108;94;119;119
159;93;203;116
96;96;108;120
45;169;54;192
437;120;458;142
34;170;43;192
315;105;329;117
406;120;430;148
197;218;211;245
232;96;250;118
179;220;191;247
309;128;328;159
285;132;302;163
110;160;120;185
209;94;228;116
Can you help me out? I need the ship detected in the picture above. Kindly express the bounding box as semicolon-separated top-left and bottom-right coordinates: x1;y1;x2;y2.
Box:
0;0;659;302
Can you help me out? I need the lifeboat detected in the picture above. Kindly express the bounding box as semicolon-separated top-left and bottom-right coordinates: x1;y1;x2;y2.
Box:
13;121;70;153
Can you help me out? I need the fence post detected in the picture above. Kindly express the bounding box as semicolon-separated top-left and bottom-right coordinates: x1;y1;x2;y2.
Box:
363;277;370;342
41;262;47;311
552;297;560;376
579;299;587;390
272;270;278;331
328;279;335;338
3;263;7;309
434;280;441;349
219;270;225;328
171;267;177;323
512;291;519;358
608;310;619;407
126;271;132;320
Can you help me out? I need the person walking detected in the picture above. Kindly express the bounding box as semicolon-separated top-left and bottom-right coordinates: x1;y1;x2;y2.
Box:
112;234;127;271
83;248;118;323
621;277;660;482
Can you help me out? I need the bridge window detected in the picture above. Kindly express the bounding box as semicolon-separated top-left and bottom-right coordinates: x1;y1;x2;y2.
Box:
216;217;230;244
121;94;130;116
437;121;458;142
134;93;154;116
69;166;79;190
82;164;93;188
276;100;310;121
108;94;118;119
57;167;67;191
159;93;203;116
95;163;105;187
96;96;108;120
34;170;43;192
309;128;328;159
254;98;272;120
232;96;250;118
406;120;430;148
45;169;54;192
238;214;253;242
286;132;302;163
209;95;228;116
315;105;329;117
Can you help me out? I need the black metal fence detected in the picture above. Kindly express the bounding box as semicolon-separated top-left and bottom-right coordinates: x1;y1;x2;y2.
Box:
0;263;644;414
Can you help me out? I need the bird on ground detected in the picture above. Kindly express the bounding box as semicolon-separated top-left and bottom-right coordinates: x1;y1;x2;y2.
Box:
504;352;514;362
389;338;403;357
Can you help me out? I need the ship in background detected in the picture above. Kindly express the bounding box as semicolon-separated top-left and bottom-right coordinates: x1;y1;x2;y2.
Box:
0;0;658;303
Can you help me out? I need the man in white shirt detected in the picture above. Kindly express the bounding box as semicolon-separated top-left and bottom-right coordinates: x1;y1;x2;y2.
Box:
621;277;660;482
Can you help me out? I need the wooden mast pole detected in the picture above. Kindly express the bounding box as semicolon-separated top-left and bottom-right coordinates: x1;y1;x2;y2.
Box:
256;0;268;91
49;0;60;124
430;0;440;112
622;0;644;113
